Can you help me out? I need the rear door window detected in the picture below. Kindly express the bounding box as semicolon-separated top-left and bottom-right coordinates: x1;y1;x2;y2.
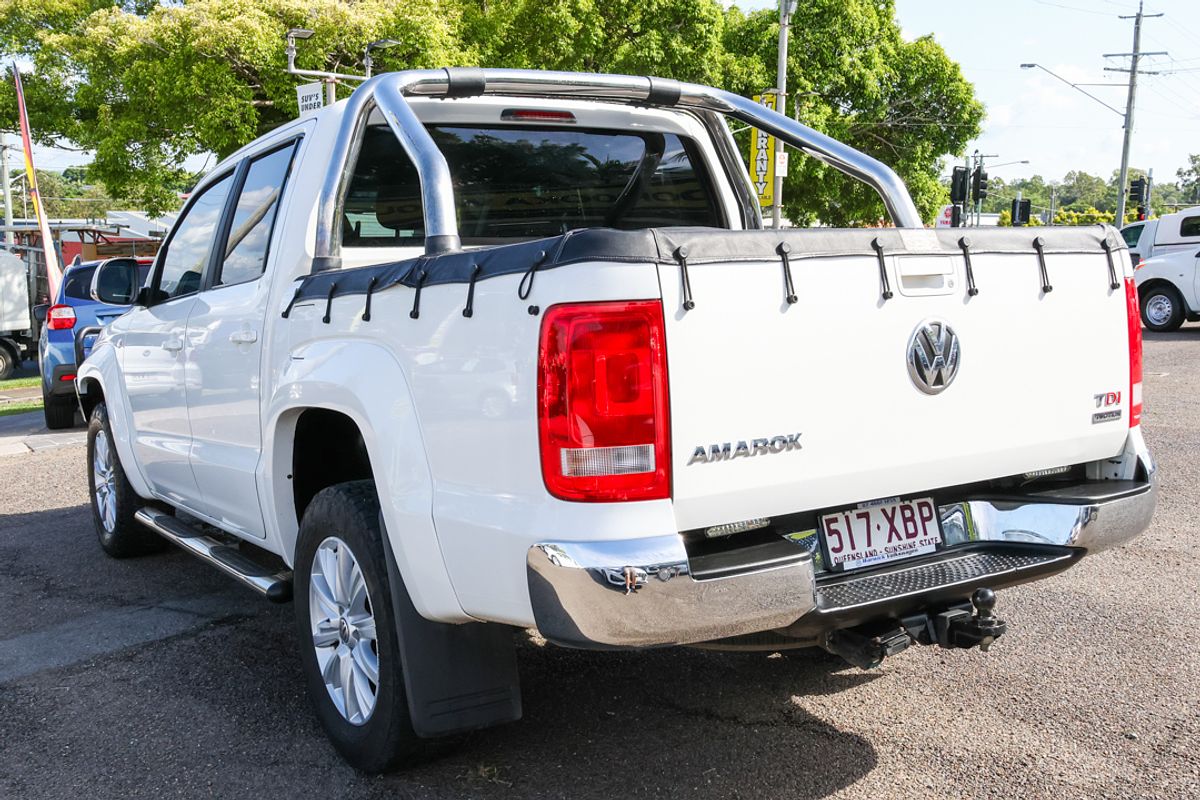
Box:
342;124;723;246
216;142;299;287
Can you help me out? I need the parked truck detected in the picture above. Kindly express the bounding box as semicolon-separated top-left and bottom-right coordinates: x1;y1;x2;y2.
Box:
78;69;1156;772
0;250;35;379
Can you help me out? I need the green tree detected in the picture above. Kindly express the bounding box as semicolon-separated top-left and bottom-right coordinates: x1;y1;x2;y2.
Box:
720;1;983;225
0;0;983;224
1175;154;1200;206
0;0;466;212
1059;170;1108;211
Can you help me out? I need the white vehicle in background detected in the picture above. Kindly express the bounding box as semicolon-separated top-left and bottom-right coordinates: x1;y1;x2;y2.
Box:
76;68;1156;772
1134;246;1200;331
1121;205;1200;266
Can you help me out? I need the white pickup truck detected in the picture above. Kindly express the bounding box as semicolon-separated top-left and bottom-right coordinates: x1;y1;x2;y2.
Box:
1134;245;1200;331
79;69;1156;772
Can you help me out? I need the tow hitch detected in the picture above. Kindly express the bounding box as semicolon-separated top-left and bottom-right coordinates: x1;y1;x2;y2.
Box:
822;588;1008;670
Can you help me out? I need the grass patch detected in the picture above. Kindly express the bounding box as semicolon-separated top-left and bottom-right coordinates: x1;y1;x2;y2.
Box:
0;376;40;391
0;399;42;417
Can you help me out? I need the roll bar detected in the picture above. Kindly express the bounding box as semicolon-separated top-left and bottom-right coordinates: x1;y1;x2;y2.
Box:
313;68;924;271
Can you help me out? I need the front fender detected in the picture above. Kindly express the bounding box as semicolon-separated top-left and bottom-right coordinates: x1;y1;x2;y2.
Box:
75;337;154;499
264;338;470;624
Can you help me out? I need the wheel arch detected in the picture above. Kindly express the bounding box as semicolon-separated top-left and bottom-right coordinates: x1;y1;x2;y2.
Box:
1137;277;1185;302
75;348;154;499
264;339;469;623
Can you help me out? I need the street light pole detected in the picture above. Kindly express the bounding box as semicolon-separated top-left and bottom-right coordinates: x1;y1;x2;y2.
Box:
772;0;796;229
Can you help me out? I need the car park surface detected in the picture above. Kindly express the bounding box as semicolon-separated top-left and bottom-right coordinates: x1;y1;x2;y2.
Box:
0;326;1196;800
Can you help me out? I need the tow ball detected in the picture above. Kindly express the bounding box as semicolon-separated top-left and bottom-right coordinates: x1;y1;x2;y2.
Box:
939;588;1007;652
823;588;1008;670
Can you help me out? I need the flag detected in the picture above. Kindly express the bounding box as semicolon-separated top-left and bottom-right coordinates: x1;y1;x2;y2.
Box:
13;63;61;300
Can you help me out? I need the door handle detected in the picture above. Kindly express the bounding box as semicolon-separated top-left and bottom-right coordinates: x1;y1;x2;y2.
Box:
162;338;184;353
229;329;258;344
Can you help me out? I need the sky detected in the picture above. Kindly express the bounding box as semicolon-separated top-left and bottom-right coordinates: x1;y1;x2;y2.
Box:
18;0;1200;190
734;0;1200;185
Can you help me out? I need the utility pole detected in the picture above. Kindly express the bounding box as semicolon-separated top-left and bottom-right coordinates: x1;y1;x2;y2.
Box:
771;0;796;229
0;133;11;248
1108;1;1164;224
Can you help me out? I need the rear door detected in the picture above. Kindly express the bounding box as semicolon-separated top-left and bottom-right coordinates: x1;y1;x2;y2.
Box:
118;172;235;507
184;139;300;538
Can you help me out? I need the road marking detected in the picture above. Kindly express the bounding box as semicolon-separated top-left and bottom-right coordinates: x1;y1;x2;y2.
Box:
0;592;254;684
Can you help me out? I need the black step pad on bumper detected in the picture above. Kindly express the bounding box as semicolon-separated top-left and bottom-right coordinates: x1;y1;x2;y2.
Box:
817;549;1074;611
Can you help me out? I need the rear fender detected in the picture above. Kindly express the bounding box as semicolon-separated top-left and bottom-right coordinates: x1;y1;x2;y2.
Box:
264;338;469;623
75;338;154;498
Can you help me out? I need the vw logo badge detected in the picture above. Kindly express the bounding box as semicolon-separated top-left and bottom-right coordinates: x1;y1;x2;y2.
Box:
907;319;960;394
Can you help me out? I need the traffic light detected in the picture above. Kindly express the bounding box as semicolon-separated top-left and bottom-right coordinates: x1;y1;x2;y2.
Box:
1011;198;1032;226
971;168;989;203
1129;177;1146;204
950;166;969;204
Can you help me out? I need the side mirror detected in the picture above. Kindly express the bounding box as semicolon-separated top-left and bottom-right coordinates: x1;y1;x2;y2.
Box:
32;304;48;323
90;258;143;306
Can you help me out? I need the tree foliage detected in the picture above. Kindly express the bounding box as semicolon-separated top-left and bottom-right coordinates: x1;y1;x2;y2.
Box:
0;0;983;221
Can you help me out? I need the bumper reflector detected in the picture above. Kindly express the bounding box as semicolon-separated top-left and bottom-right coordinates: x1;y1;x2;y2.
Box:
704;517;771;539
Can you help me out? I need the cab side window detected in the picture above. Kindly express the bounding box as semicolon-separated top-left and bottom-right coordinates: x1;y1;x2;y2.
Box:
157;173;234;300
1179;216;1200;238
217;143;299;287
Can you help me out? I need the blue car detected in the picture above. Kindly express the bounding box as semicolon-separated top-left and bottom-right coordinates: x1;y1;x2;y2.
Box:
37;257;151;429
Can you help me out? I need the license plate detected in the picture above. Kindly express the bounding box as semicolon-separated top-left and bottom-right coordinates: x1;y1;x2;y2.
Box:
820;497;942;570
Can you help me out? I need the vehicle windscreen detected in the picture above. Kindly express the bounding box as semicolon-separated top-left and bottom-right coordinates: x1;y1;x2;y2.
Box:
343;124;723;246
61;264;151;302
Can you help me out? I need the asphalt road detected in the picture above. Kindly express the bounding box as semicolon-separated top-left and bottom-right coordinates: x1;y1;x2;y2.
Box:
1;328;1198;800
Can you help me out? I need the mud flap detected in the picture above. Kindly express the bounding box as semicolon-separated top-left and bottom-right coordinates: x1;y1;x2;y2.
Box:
381;524;522;738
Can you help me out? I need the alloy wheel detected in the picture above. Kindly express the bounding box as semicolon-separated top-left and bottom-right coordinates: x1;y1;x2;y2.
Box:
309;536;380;725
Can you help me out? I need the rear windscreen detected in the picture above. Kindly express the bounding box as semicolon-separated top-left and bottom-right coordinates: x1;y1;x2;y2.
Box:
61;266;97;300
343;124;723;246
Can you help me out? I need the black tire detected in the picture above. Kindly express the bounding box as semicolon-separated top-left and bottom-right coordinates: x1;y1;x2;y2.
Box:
294;481;447;773
0;345;14;381
1140;284;1185;332
87;402;163;557
43;392;77;429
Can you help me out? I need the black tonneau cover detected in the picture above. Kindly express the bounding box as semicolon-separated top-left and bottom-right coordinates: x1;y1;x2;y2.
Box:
287;225;1127;309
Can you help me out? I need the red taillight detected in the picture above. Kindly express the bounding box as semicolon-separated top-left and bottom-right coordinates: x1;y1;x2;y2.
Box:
1125;277;1143;427
538;301;670;502
46;304;76;330
501;109;577;123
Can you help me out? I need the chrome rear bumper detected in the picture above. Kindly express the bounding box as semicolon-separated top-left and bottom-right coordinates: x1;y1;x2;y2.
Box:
526;537;817;649
527;448;1157;649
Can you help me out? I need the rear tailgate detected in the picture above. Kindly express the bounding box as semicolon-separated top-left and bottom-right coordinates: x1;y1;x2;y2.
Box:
657;228;1133;532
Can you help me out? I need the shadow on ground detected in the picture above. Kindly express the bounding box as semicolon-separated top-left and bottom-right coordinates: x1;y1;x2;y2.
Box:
0;503;878;800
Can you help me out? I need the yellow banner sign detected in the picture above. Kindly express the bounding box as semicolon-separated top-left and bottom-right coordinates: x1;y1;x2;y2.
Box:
748;93;777;208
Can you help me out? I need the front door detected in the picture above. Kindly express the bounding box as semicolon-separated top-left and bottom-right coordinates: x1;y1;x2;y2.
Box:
121;172;235;507
185;142;299;538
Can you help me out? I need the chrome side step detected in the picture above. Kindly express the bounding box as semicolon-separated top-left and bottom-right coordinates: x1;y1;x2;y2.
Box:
134;508;293;603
